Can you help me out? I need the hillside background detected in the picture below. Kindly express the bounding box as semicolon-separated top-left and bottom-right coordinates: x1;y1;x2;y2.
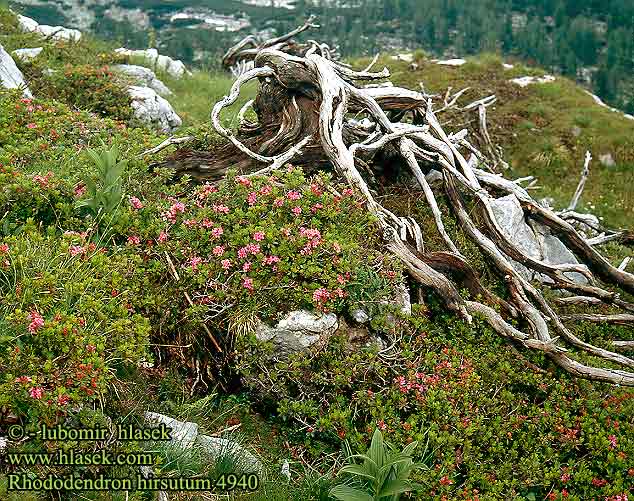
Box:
7;0;634;115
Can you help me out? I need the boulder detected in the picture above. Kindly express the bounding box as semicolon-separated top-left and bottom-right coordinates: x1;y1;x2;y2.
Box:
255;310;338;357
0;44;32;98
144;412;263;475
437;58;466;66
490;194;585;283
144;411;198;448
115;48;190;79
128;85;182;133
12;47;43;62
17;15;81;42
113;64;172;96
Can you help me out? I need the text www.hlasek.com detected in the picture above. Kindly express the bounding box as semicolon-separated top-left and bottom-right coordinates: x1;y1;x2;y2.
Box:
5;450;154;466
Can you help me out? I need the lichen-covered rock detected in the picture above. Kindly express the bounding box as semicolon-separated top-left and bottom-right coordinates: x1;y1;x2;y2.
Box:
115;48;190;79
255;310;338;357
144;412;263;474
17;15;81;42
599;153;615;167
12;47;43;62
510;75;556;87
490;194;585;283
144;412;198;448
0;44;32;98
113;64;172;96
128;85;181;133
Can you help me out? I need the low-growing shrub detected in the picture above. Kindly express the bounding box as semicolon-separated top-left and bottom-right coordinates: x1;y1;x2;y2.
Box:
237;302;634;500
0;230;151;423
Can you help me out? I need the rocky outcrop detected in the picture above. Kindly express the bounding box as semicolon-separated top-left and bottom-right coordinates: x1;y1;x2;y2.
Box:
144;412;263;474
490;194;585;283
12;47;43;62
17;15;81;42
510;75;556;87
113;65;172;96
115;48;190;79
128;86;181;133
255;310;338;357
0;44;32;98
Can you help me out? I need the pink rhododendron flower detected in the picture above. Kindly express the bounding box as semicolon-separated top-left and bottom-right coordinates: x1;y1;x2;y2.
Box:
259;185;272;195
238;247;248;259
287;190;302;200
281;228;291;237
183;219;197;228
310;183;322;196
162;202;186;222
236;176;252;187
212;204;230;214
273;198;284;208
246;243;260;255
213;245;225;256
247;192;258;206
86;344;96;353
337;274;346;284
57;394;71;406
377;420;387;431
33;172;53;188
243;262;252;272
200;218;214;228
26;123;37;129
211;226;224;238
263;255;280;265
28;311;44;333
73;184;86;197
243;277;254;291
158;231;169;243
333;242;342;253
188;256;202;271
130;197;144;209
342;188;354;196
608;434;618;449
561;472;571;483
292;206;302;216
15;376;32;384
312;288;330;304
70;245;86;256
0;244;9;253
253;231;265;241
221;259;232;270
30;387;44;399
311;203;323;213
127;235;141;245
197;183;218;199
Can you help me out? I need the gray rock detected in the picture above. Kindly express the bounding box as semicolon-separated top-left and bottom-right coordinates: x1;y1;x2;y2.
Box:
599;153;615;167
144;412;198;448
255;310;338;357
351;309;370;324
18;15;81;42
128;85;181;133
490;194;585;284
196;435;263;475
144;412;263;475
115;48;190;79
113;64;172;96
12;47;43;62
0;44;32;98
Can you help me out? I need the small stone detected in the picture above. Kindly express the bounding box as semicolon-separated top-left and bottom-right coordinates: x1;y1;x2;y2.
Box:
113;65;172;96
599;153;615;168
351;309;370;324
128;85;182;133
144;412;198;448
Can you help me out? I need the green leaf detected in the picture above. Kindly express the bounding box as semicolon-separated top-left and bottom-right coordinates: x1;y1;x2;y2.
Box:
338;464;376;481
369;428;386;468
377;479;414;498
329;484;374;501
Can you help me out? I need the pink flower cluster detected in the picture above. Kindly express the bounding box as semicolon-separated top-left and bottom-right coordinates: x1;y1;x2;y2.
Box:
394;373;435;395
287;190;302;201
130;196;144;210
312;287;345;307
236;176;252;187
263;255;280;265
299;227;322;255
273;198;284;208
33;171;53;188
162;202;186;222
212;204;230;214
27;310;44;333
213;245;225;256
259;184;272;196
243;277;254;291
253;231;265;241
197;183;218;200
608;434;618;449
29;387;44;399
127;235;141;245
188;256;202;271
0;243;9;253
247;192;258;206
238;243;260;259
15;376;32;384
211;226;224;238
70;245;86;257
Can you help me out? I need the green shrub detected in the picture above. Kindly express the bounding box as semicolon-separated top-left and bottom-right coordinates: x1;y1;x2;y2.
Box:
237;303;634;500
44;64;133;120
0;230;151;423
